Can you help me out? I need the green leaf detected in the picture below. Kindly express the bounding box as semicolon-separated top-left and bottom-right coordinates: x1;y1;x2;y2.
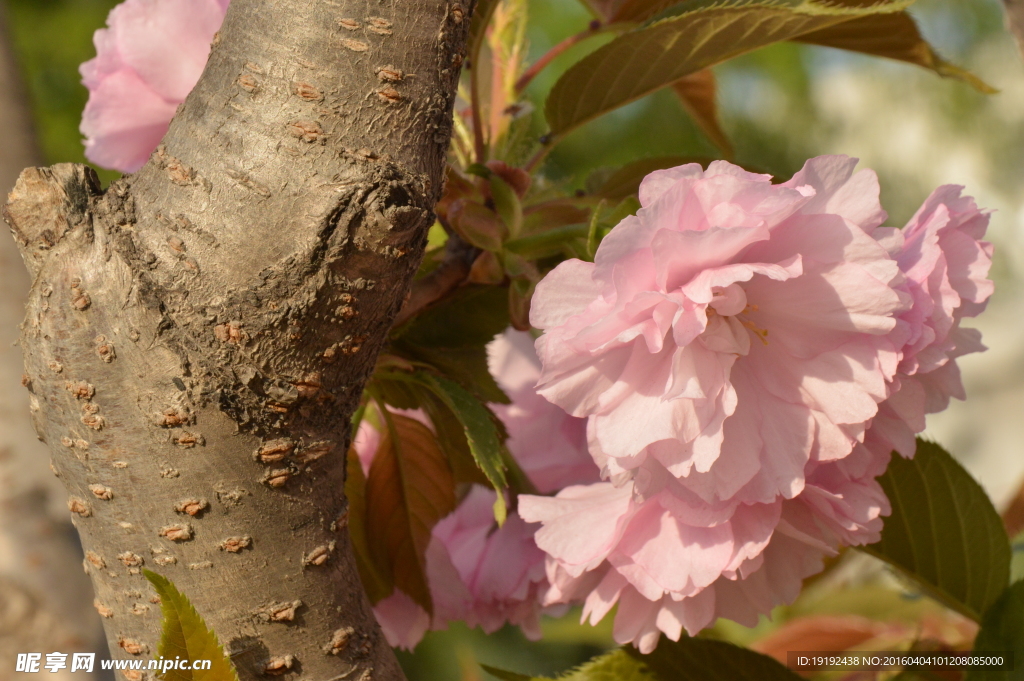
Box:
393;284;509;349
966;581;1024;681
1012;530;1024;584
522;202;591;236
504;223;589;259
484;638;802;681
413;373;509;524
373;374;422;410
397;344;510;404
670;70;733;156
491;174;525;238
861;439;1011;622
629;636;804;681
545;0;913;137
509;277;536;332
366;411;457;614
483;648;657;680
346;448;394;604
610;0;905;22
389;284;510;404
482;666;538;681
794;12;996;93
610;0;681;22
142;570;240;681
419;389;494;487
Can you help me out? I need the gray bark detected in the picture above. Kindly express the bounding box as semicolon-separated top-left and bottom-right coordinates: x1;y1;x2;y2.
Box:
0;2;107;672
3;0;470;678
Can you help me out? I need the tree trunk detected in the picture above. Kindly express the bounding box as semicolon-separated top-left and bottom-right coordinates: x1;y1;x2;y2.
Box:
0;2;108;672
3;0;470;678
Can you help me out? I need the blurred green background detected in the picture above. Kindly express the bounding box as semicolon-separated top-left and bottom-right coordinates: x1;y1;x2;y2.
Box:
4;0;1023;678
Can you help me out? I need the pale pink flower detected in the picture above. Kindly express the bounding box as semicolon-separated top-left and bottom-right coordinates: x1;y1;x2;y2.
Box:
521;156;912;651
372;590;430;650
372;536;472;650
80;0;229;172
521;455;891;652
530;156;904;503
868;187;993;458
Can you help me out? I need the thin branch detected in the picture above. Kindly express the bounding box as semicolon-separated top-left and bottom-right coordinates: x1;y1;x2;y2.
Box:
524;135;557;173
470;57;488;163
392;234;479;329
515;21;605;94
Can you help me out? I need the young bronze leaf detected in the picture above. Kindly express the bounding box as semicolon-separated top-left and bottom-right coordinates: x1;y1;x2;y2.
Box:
965;581;1024;681
142;570;240;681
414;372;510;524
794;12;996;93
861;439;1011;622
346;448;394;604
545;0;913;137
420;389;493;487
365;412;456;614
1002;476;1024;538
630;636;804;680
670;69;733;156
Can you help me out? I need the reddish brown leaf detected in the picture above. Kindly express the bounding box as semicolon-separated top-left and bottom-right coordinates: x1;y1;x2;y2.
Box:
751;615;886;663
345;448;393;604
671;69;733;157
794;12;996;93
449;199;507;252
365;412;456;614
1005;0;1024;62
1002;475;1024;538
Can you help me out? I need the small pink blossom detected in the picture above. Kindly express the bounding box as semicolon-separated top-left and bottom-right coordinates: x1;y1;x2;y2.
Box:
432;486;552;638
521;156;920;651
868;187;993;458
80;0;229;172
488;329;599;493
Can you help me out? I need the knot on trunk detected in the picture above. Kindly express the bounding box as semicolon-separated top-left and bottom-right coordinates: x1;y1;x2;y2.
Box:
3;164;102;278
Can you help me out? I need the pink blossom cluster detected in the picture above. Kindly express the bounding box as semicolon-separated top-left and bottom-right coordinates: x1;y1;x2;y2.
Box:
519;157;992;652
354;331;598;649
80;0;229;172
